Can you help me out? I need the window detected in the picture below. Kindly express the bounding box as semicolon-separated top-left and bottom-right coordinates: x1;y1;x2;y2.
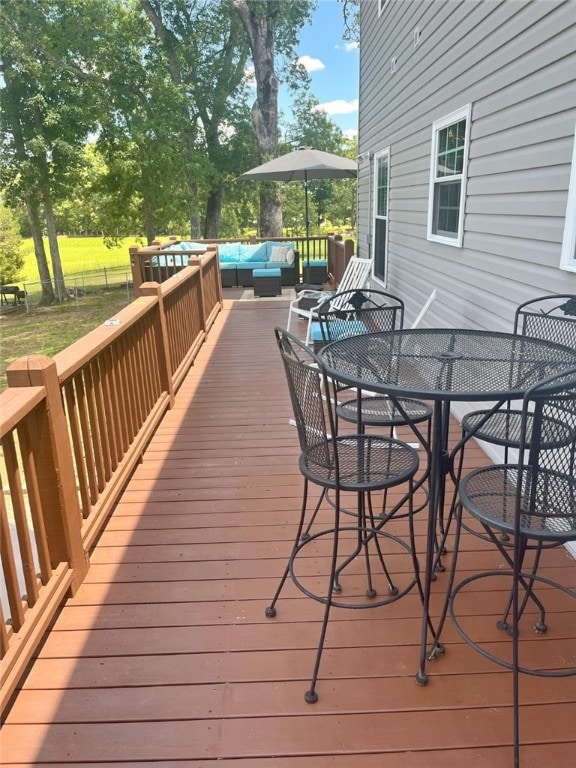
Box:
560;123;576;273
378;0;390;16
373;149;390;284
427;105;471;247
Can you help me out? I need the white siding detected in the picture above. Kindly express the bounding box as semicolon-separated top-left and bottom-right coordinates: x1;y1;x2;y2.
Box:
358;0;576;330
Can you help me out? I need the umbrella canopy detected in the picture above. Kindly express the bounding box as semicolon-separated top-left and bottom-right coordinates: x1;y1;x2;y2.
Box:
238;147;357;182
239;148;357;276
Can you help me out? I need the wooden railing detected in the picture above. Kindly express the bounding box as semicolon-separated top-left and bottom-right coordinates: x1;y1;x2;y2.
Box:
130;234;354;292
0;260;221;712
327;236;355;285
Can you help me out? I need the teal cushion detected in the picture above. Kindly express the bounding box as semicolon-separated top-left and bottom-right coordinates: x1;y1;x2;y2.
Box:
266;262;292;270
311;319;367;342
310;322;324;342
238;243;267;262
302;258;328;267
151;254;188;267
166;241;208;252
219;262;236;271
256;267;281;277
240;261;266;271
218;243;241;262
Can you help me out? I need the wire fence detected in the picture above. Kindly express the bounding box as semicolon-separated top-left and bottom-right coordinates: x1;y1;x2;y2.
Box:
1;265;133;313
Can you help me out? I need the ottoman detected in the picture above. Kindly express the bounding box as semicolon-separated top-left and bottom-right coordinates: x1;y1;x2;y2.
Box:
253;268;282;297
302;258;328;284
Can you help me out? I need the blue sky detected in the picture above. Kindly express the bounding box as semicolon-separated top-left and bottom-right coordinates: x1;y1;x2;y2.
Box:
288;0;360;139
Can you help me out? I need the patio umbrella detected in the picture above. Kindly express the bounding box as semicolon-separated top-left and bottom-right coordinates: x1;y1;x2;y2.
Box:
238;147;357;281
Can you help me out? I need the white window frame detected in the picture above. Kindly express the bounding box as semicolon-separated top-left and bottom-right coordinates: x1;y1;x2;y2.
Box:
378;0;390;17
427;104;471;247
372;148;390;286
560;123;576;273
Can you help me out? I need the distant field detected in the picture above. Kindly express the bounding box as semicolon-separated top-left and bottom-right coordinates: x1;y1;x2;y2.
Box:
19;236;144;282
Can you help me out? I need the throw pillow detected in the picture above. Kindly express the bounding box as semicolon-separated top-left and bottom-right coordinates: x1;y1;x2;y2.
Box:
269;245;291;263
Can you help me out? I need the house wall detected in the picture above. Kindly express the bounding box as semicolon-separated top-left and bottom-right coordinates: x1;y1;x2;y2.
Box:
358;0;576;330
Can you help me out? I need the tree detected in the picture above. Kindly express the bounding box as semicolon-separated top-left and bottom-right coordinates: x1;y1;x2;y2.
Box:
95;12;188;243
0;0;112;302
0;203;24;284
337;0;359;42
232;0;316;237
140;0;258;238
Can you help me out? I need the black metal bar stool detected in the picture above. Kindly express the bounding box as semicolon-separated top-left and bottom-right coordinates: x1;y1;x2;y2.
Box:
266;328;422;703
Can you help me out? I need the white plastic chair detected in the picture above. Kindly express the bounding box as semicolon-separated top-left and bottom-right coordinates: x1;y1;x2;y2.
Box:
287;256;373;345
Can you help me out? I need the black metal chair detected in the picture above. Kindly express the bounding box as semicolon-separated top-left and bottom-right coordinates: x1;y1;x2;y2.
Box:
461;294;576;455
455;294;576;542
267;328;421;703
314;288;432;521
449;367;576;768
314;289;432;431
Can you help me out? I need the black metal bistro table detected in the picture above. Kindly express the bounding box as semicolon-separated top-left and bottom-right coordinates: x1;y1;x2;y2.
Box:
319;328;576;683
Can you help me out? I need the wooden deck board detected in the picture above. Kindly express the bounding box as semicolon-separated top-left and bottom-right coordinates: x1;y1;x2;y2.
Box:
2;298;575;767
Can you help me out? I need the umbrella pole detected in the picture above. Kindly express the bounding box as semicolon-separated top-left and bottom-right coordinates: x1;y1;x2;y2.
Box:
304;171;310;284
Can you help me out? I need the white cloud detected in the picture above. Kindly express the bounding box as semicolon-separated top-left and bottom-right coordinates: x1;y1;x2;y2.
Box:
343;128;358;139
313;98;359;116
297;55;325;73
334;41;359;52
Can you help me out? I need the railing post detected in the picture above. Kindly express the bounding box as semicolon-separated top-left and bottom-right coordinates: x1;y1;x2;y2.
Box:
129;245;144;293
138;282;176;406
6;356;89;592
186;257;208;329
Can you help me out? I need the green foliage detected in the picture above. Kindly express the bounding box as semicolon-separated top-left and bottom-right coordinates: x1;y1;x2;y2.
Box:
0;0;112;206
0;204;25;283
0;0;354;245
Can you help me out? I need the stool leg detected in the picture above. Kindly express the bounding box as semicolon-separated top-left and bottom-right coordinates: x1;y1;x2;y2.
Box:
265;478;310;617
512;534;521;768
305;490;341;703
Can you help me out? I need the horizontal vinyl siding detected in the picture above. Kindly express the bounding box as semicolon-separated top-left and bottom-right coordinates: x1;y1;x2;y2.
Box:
358;0;576;329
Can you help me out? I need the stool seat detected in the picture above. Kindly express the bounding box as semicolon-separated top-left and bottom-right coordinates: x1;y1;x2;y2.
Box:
253;268;282;297
253;268;279;277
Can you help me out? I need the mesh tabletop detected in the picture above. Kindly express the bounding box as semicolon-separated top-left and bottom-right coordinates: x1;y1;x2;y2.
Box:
319;328;576;402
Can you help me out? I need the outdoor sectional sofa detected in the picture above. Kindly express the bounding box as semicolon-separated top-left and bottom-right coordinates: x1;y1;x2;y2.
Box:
217;241;300;287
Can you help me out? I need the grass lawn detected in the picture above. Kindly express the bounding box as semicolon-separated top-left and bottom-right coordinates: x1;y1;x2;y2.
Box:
1;236;142;391
0;288;133;391
19;235;141;282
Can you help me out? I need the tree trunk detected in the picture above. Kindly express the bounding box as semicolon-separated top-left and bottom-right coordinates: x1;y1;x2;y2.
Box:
143;194;155;245
204;185;224;238
232;1;282;237
259;184;282;237
26;198;55;305
43;193;67;301
188;178;202;240
2;67;55;304
32;103;67;301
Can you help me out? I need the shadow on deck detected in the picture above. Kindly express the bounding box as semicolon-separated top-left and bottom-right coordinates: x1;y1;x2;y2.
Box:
2;295;575;767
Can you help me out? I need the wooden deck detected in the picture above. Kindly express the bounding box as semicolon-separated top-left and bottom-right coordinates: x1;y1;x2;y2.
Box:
2;295;575;767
